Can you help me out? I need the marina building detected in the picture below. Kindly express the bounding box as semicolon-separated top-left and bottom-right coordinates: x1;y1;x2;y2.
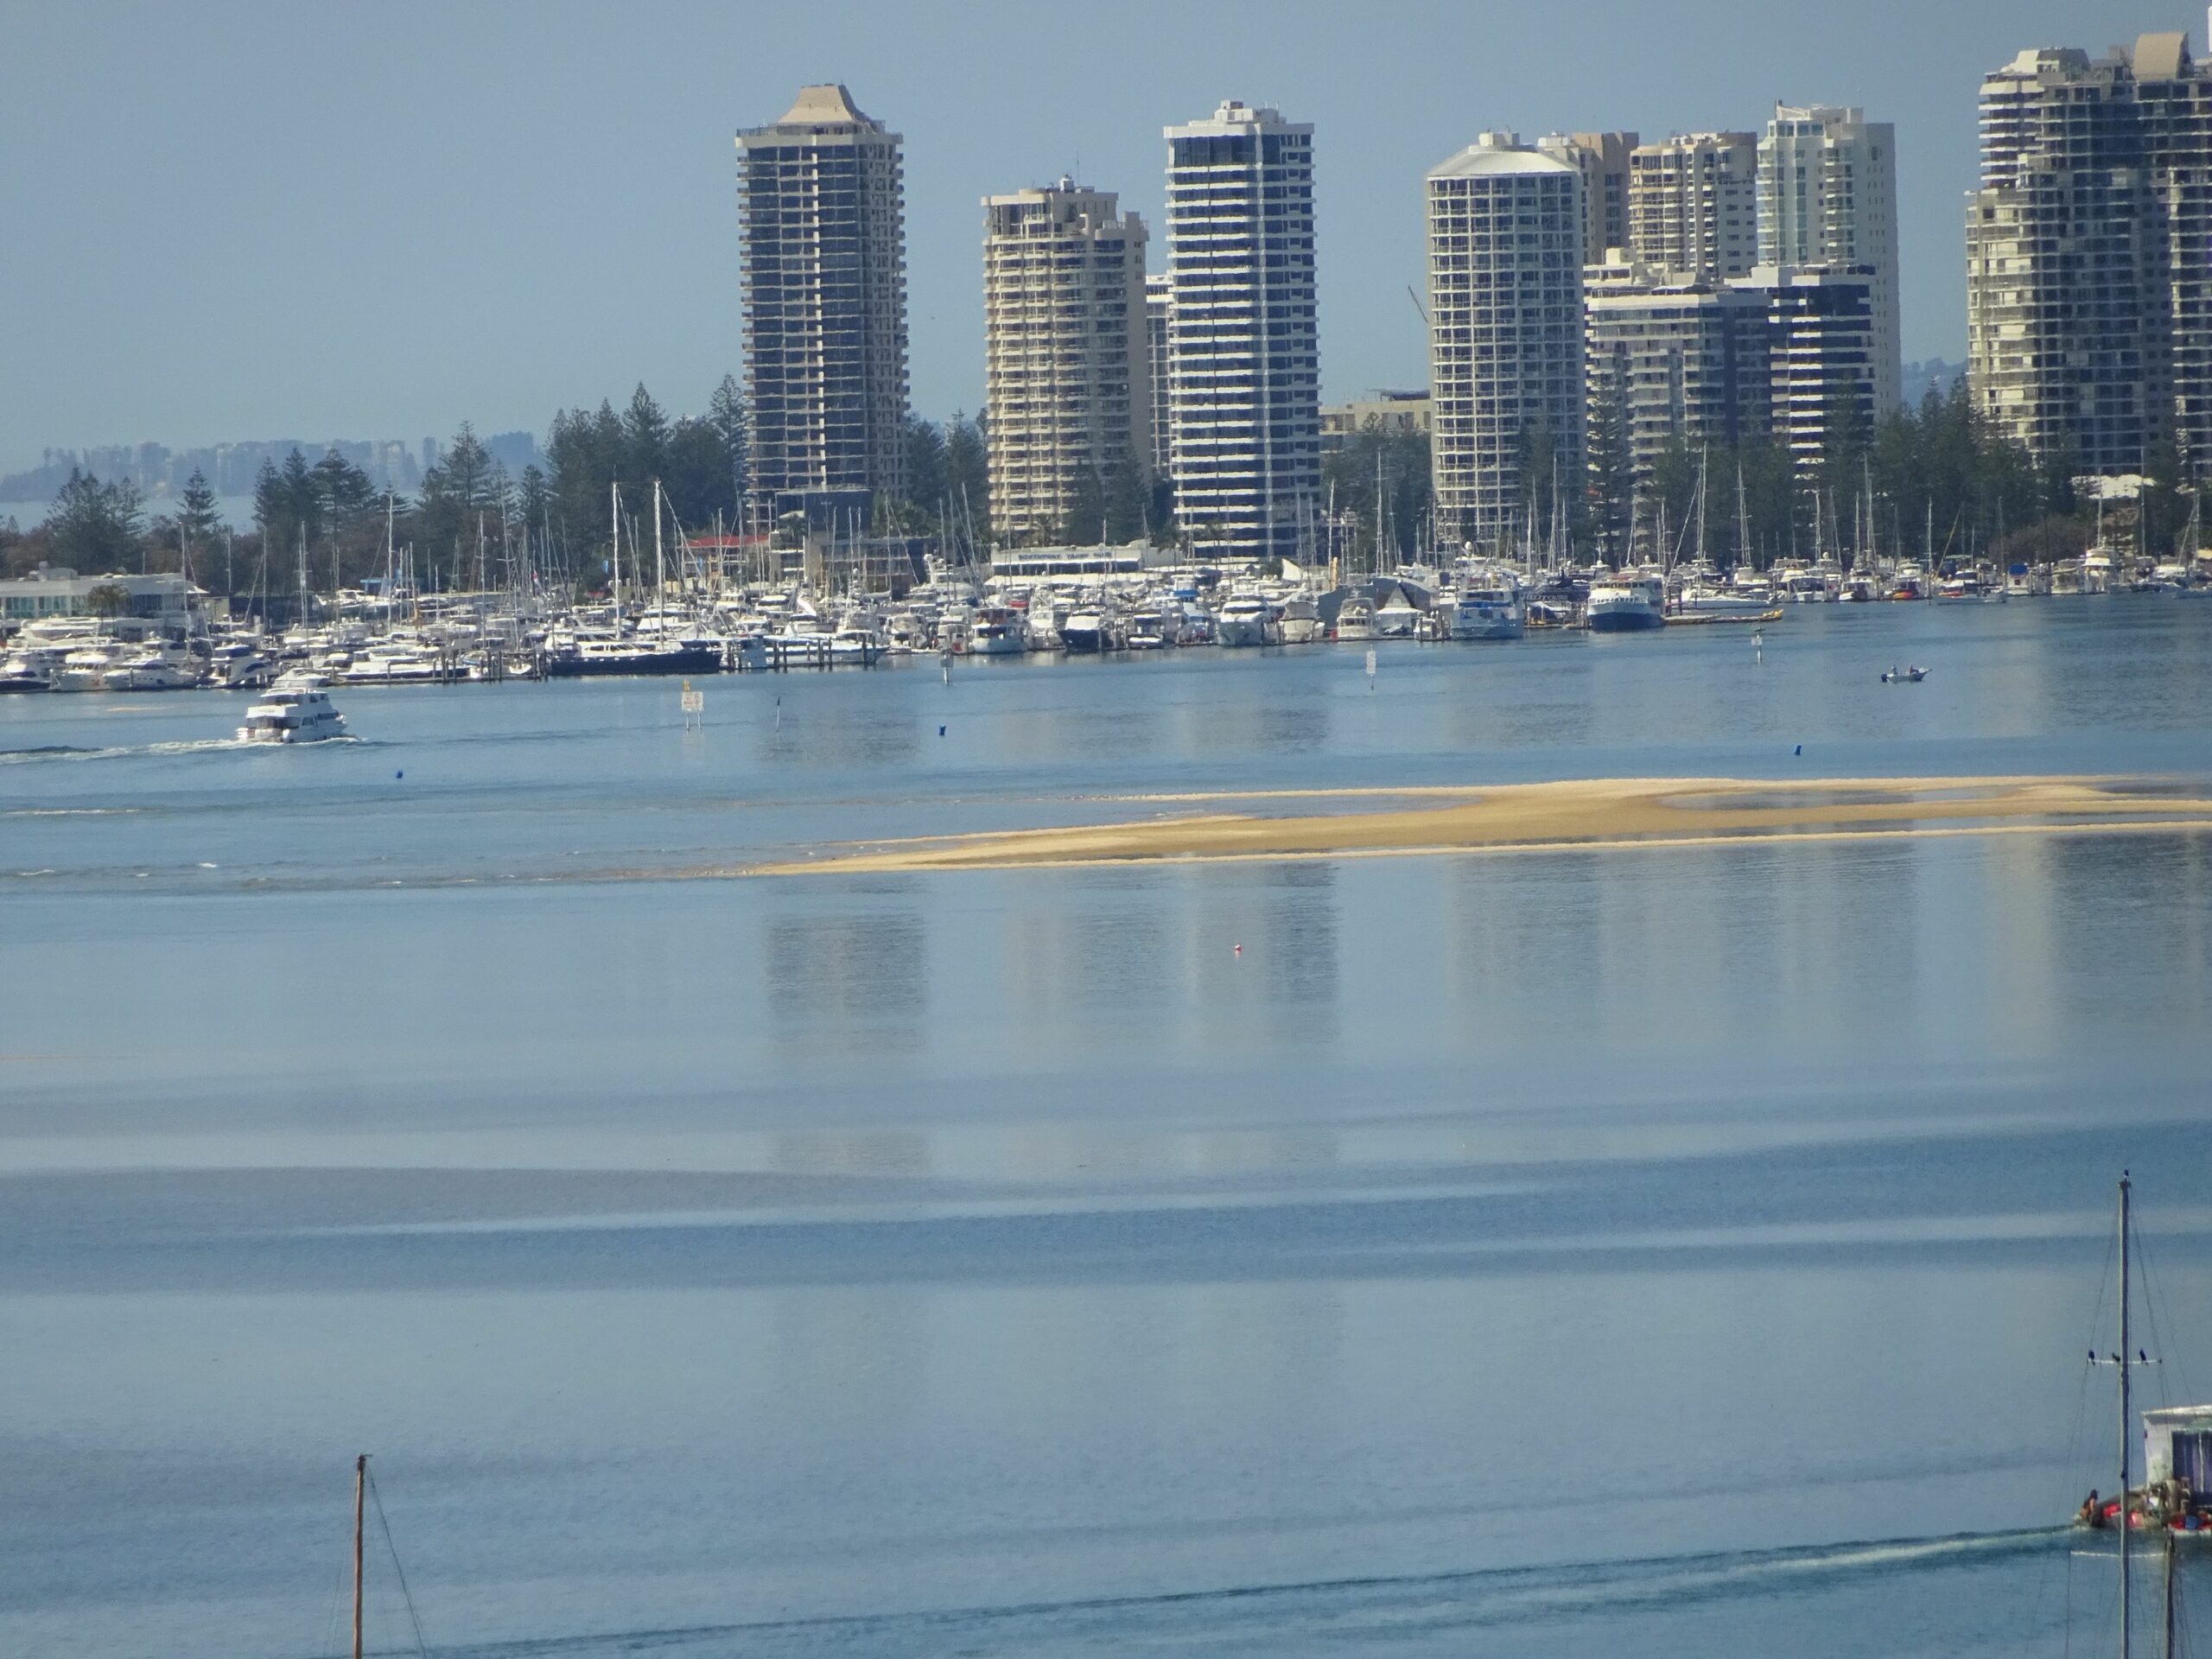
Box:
1538;131;1637;259
1627;131;1758;280
1162;99;1321;563
0;567;205;637
735;85;910;505
1427;132;1586;550
1758;105;1901;412
1968;30;2212;475
982;180;1150;545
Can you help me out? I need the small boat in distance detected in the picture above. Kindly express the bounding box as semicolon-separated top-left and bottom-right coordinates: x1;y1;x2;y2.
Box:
238;680;348;744
1879;665;1928;683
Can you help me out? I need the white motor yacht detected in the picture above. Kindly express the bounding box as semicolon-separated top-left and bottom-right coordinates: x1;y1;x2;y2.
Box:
1334;594;1376;640
1586;571;1666;632
1216;591;1280;648
238;683;347;744
1277;592;1325;645
1674;583;1772;619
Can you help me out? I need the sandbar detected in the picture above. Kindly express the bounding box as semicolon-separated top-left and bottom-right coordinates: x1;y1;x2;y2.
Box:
749;775;2212;875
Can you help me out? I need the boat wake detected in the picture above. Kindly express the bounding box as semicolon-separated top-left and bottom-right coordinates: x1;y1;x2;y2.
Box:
430;1527;2062;1657
0;735;362;764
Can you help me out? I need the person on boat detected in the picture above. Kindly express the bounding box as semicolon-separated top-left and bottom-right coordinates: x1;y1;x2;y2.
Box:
2078;1489;2105;1527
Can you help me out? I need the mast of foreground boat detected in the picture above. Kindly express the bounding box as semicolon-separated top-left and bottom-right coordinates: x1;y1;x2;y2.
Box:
2123;1171;2135;1659
353;1452;367;1659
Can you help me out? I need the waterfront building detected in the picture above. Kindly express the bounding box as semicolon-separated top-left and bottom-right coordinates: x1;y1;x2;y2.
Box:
1760;264;1878;474
1319;391;1431;452
736;85;910;505
1162;99;1320;563
0;566;203;635
1628;131;1758;280
1145;273;1173;476
982;180;1150;545
1539;131;1637;259
1758;105;1901;412
1584;252;1770;481
1427;132;1586;550
1969;31;2212;475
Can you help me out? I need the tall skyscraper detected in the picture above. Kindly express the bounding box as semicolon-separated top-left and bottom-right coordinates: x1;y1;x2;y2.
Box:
981;180;1150;545
1758;105;1901;412
1628;131;1758;280
1968;30;2212;475
1163;99;1319;563
1539;131;1637;258
1427;132;1586;550
1145;273;1173;476
735;84;910;504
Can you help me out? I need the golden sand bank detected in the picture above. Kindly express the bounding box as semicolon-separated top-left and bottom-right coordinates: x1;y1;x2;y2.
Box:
749;775;2212;875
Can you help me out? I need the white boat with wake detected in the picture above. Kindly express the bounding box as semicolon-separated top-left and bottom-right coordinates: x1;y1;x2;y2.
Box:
238;678;348;744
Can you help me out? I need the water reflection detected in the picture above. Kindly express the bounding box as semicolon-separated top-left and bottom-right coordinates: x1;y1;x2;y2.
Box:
765;900;928;1058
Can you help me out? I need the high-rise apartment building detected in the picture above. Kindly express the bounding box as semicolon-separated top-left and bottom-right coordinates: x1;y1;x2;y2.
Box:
1163;99;1320;563
735;84;910;503
1539;131;1637;258
1427;133;1586;550
1758;105;1901;412
981;179;1150;544
1585;252;1771;484
1145;273;1173;476
1763;265;1878;472
1968;30;2212;474
1628;131;1758;279
1584;253;1873;505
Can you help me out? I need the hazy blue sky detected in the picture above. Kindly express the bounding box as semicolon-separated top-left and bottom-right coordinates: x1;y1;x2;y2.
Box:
0;0;2185;466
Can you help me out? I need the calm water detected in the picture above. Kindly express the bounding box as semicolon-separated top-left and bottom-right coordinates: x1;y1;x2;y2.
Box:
5;598;2212;1659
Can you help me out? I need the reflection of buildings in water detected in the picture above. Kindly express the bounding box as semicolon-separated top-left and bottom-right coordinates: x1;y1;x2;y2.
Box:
1445;838;1920;1056
1001;867;1186;1034
765;907;928;1056
2042;830;2211;1032
1193;861;1341;1046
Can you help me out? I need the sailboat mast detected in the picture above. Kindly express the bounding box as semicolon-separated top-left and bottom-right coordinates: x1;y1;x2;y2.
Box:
2121;1171;2134;1659
609;481;623;628
353;1453;366;1659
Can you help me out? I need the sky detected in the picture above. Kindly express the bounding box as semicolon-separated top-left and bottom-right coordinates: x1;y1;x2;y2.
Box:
0;0;2188;468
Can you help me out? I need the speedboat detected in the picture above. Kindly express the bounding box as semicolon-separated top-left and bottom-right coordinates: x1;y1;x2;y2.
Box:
238;683;347;743
1879;665;1928;683
1674;584;1772;619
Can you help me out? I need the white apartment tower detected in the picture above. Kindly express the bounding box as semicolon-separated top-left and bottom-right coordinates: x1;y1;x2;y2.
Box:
1427;133;1586;550
735;85;910;500
1758;105;1901;413
982;180;1150;544
1163;100;1320;563
1628;131;1759;279
1145;273;1173;476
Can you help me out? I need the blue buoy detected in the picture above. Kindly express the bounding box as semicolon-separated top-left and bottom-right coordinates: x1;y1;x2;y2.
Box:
1793;746;1802;757
938;725;946;736
396;770;404;779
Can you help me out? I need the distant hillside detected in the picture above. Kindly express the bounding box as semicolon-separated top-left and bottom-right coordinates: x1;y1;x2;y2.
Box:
1902;358;1967;408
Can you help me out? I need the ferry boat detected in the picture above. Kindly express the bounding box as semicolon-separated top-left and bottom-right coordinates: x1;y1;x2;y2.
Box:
1586;571;1666;633
1445;573;1526;640
238;683;347;744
